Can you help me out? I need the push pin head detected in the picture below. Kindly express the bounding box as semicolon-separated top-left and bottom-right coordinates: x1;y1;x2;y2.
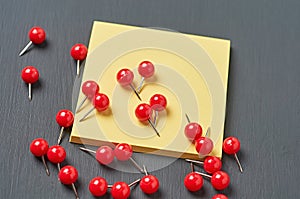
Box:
19;26;46;56
203;156;222;174
195;136;214;158
47;145;66;171
89;177;108;197
149;94;167;112
184;122;203;142
21;66;39;101
223;136;243;172
56;110;74;144
184;172;203;192
76;80;100;113
117;68;142;100
58;165;79;199
140;165;160;194
96;146;115;165
111;179;140;199
138;61;155;78
212;194;228;199
114;143;133;161
70;43;88;76
210;171;230;190
135;103;152;122
30;138;50;176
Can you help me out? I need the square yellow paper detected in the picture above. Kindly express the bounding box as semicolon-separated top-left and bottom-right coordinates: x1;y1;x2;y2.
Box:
70;21;230;160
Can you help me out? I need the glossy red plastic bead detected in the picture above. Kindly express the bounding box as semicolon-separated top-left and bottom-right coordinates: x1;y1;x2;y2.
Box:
111;181;130;199
82;80;100;99
114;143;133;161
89;177;108;197
195;136;214;157
211;171;230;190
212;194;228;199
223;136;240;154
149;94;167;111
184;172;203;192
140;175;159;194
96;146;114;165
135;103;152;122
30;138;49;157
47;145;66;164
116;68;134;86
58;165;78;185
21;66;39;84
93;93;110;112
29;26;46;44
203;156;222;174
138;61;155;78
56;109;74;128
184;122;203;141
70;43;88;61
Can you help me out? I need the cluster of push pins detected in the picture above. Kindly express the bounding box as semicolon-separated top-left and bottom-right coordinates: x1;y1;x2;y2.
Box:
26;26;243;199
20;26;88;100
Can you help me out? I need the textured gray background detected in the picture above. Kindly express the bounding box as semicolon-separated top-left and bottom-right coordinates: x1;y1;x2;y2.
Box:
0;0;299;198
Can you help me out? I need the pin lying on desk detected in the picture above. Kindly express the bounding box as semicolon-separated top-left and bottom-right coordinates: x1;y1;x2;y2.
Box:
58;165;79;199
184;162;203;192
47;145;66;171
149;94;167;126
140;165;160;194
111;179;141;199
19;26;46;56
21;66;39;101
137;61;155;93
117;68;142;101
56;109;74;145
79;143;144;174
223;136;243;173
195;170;230;190
135;103;160;137
70;43;88;77
30;138;50;176
76;80;100;113
79;93;109;122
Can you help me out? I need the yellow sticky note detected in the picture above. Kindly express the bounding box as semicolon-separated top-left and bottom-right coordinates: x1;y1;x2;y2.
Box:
70;21;230;160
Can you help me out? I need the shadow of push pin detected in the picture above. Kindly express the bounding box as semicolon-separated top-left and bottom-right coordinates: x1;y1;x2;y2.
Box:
137;61;155;93
58;165;79;199
30;138;50;176
76;80;100;113
140;165;160;194
223;136;243;173
117;68;142;101
195;170;230;190
111;179;141;199
47;145;66;171
56;109;74;145
70;43;88;77
135;103;160;137
21;66;39;101
19;26;46;56
79;93;109;122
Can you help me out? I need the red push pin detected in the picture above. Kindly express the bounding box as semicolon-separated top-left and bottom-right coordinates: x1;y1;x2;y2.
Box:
21;66;39;101
137;61;155;93
114;143;144;173
185;156;222;174
56;109;74;145
212;194;228;199
111;179;141;199
135;103;160;137
184;114;203;142
223;136;243;173
149;94;167;126
76;80;100;113
116;68;142;101
19;26;46;56
79;93;110;122
184;162;203;192
47;145;66;171
195;136;214;158
89;177;108;197
70;43;88;76
58;165;79;199
140;165;160;194
30;138;50;176
196;170;230;190
79;146;115;165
